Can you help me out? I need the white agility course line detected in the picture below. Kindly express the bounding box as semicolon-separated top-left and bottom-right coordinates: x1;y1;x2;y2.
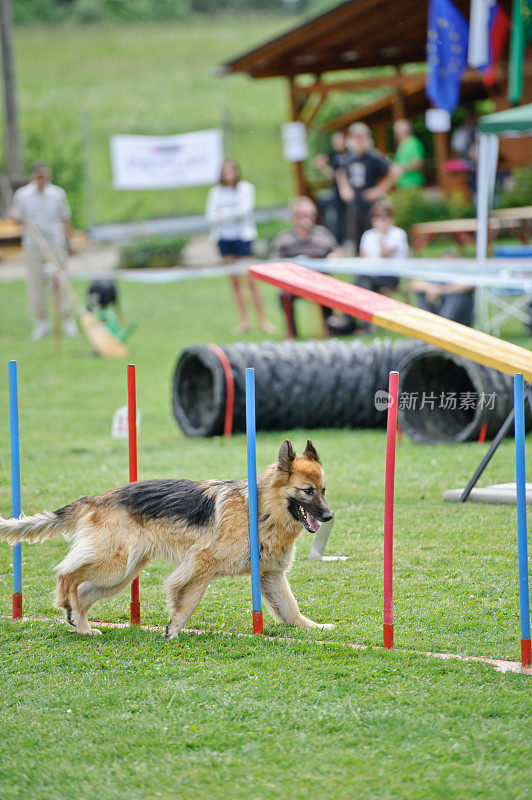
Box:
8;615;532;676
72;256;532;289
294;257;532;290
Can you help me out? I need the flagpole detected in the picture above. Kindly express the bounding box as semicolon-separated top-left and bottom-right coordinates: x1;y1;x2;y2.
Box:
508;0;524;105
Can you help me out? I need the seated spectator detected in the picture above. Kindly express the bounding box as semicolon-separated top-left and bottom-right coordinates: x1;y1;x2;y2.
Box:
409;251;474;327
270;196;341;338
327;199;407;335
392;119;425;189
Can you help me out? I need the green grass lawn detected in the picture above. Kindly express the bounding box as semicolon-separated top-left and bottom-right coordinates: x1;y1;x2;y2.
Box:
0;276;531;799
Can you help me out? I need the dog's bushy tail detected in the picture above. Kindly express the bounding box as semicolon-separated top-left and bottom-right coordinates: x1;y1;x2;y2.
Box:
0;508;74;546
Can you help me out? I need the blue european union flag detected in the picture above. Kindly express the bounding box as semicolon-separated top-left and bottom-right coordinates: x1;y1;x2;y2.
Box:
426;0;469;113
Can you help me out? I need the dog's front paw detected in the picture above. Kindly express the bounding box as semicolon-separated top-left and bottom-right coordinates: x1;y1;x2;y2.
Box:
296;616;334;630
77;627;102;636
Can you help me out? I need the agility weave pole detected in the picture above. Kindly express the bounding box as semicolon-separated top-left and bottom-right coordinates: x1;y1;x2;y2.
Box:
9;361;22;619
514;374;531;668
383;371;399;650
128;365;141;625
248;263;532;381
245;368;263;635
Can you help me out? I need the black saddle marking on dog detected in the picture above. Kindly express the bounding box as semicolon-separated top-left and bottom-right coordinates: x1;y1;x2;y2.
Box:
115;479;215;527
54;497;91;518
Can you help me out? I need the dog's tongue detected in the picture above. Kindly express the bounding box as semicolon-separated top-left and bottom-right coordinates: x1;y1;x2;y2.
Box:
304;510;320;533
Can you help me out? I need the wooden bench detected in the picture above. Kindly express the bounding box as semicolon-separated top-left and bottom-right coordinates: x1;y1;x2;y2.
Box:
0;219;87;259
410;206;532;252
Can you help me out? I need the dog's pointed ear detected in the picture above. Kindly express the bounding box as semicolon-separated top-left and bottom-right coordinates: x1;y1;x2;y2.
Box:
277;439;296;473
303;439;321;463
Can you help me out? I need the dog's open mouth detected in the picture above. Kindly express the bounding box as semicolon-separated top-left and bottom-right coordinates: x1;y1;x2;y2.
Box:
297;504;321;533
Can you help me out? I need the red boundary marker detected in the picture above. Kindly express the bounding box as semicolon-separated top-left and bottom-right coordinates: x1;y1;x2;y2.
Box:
252;611;264;635
128;365;140;625
209;344;235;437
12;594;22;619
478;422;488;443
522;638;531;667
384;371;399;649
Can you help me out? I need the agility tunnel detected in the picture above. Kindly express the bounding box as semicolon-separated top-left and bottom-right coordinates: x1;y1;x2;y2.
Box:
172;339;530;443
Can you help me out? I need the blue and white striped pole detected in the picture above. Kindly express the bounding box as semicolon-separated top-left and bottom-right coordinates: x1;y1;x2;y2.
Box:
245;368;263;635
514;373;531;667
9;361;22;618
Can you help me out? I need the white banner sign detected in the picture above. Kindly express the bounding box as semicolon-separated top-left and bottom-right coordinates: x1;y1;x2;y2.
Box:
281;122;308;162
110;130;224;190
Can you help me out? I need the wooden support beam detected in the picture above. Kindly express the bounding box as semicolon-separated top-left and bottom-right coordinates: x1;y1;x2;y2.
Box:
302;92;328;128
433;131;449;190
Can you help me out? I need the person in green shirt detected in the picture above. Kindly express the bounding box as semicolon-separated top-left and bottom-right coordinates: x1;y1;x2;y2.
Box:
393;119;425;189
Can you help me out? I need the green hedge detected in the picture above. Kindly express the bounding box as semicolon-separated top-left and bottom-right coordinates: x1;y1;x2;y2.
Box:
500;167;532;208
14;0;311;25
119;235;188;269
390;189;474;234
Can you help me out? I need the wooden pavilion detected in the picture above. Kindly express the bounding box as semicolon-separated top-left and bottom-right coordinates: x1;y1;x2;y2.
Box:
221;0;531;197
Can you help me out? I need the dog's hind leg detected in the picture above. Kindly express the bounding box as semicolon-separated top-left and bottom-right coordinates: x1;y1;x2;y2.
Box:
75;555;150;635
164;548;215;640
261;571;334;630
55;573;76;627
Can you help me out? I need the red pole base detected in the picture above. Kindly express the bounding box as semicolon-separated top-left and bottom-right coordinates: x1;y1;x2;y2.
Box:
130;601;141;626
12;593;22;619
478;422;488;443
130;575;140;624
383;622;394;649
252;610;263;635
521;638;531;667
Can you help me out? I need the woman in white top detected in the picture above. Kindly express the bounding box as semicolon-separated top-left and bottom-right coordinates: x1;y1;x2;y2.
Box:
205;158;274;334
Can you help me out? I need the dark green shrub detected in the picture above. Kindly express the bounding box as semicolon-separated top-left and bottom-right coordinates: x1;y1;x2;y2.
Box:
14;0;69;24
14;0;191;24
191;0;309;11
390;189;474;234
500;167;532;208
119;235;188;269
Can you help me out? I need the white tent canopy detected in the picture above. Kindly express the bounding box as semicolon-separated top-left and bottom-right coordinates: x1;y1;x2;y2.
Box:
476;104;532;259
475;104;532;331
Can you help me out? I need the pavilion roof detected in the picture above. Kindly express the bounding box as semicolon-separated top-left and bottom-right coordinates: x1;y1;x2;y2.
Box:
222;0;512;79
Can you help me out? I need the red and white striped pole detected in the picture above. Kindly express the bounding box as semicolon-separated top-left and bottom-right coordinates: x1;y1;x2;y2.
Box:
128;364;140;625
383;371;399;649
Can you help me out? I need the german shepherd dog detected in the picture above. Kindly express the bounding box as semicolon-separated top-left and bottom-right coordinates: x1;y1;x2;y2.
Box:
0;440;333;638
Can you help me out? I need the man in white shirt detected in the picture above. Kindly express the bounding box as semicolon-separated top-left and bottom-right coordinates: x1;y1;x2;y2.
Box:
10;162;77;340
